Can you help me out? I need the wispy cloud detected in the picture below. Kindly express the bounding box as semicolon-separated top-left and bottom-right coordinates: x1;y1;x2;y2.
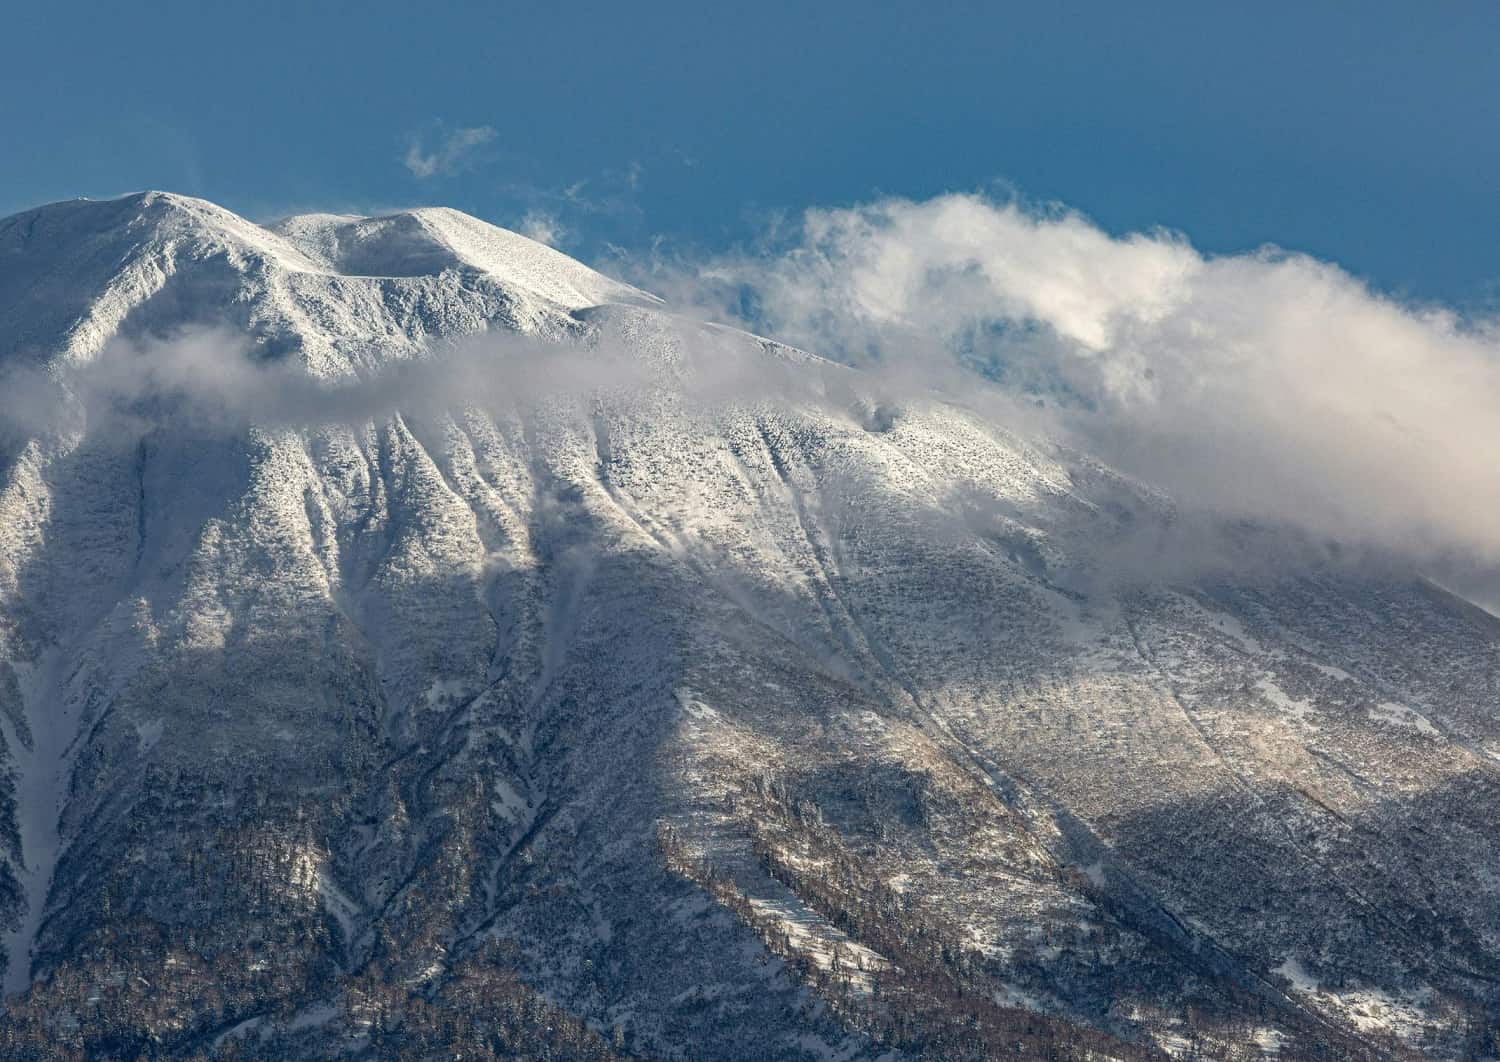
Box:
0;320;832;446
402;124;497;179
496;162;646;246
516;210;566;247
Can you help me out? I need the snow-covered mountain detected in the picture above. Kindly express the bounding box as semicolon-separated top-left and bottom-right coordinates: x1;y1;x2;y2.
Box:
1;191;1497;1059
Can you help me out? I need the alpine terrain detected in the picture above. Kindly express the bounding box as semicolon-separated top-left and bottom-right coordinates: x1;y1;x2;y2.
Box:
1;191;1498;1060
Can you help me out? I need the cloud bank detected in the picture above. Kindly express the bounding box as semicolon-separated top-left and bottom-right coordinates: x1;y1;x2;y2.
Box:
0;321;837;449
655;194;1500;578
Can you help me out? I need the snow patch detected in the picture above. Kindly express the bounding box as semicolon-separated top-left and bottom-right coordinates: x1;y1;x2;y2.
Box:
423;678;469;710
134;717;164;753
675;690;721;724
1273;955;1319;994
994;983;1045;1011
1310;661;1355;683
1368;701;1439;738
1176;594;1265;654
1080;861;1106;887
1251;1027;1286;1055
1255;677;1317;727
316;869;362;947
2;652;85;996
1274;956;1434;1042
490;775;530;825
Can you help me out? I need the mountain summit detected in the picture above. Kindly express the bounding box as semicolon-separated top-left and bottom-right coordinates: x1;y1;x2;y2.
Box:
0;193;1496;1058
0;191;658;376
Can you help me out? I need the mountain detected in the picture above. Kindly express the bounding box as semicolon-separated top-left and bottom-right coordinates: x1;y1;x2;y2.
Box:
0;191;1497;1059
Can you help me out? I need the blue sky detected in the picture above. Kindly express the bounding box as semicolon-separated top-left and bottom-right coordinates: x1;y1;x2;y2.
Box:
3;1;1496;305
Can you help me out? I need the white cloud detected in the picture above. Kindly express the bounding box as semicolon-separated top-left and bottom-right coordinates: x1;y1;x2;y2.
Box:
402;125;497;179
517;210;566;247
663;193;1500;573
0;320;827;443
495;162;646;235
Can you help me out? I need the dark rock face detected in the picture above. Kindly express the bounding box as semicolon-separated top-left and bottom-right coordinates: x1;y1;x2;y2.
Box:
0;193;1495;1059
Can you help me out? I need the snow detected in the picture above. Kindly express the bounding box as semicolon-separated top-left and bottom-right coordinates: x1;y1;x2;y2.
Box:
316;869;362;948
676;690;722;724
1;651;85;996
134;717;164;752
1;190;660;383
994;983;1045;1011
1272;955;1319;994
1310;661;1356;682
1251;1027;1286;1055
1274;955;1434;1042
1254;676;1318;727
213;1001;339;1048
10;191;660;320
423;677;469;709
1368;701;1440;737
744;895;886;993
489;775;529;823
1173;593;1266;654
270;205;660;310
285;1002;339;1031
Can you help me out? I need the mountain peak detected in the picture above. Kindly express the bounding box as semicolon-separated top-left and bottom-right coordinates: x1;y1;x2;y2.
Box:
0;191;659;370
268;204;658;309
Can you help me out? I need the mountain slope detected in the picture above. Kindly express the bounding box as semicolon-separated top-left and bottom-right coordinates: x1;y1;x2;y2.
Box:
0;192;1496;1059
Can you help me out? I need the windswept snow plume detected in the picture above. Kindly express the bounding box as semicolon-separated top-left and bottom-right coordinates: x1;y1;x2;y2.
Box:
666;194;1500;581
402;123;497;178
517;210;566;247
